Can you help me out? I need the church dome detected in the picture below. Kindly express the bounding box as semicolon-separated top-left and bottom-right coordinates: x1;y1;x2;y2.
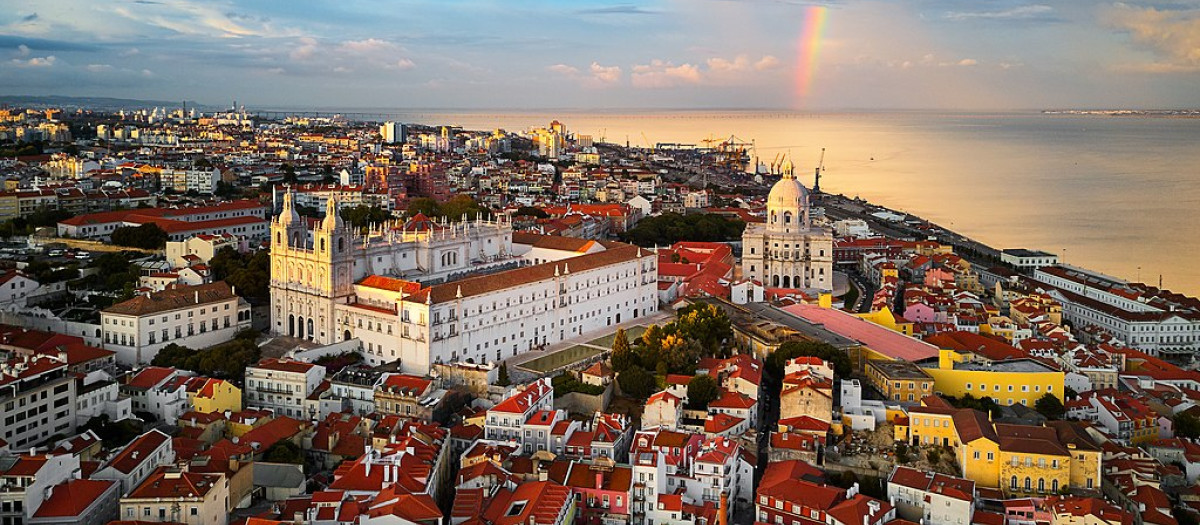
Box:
766;172;810;230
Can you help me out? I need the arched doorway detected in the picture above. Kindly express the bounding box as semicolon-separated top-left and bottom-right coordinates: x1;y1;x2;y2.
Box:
616;313;621;323
782;276;791;288
344;330;352;341
288;315;295;337
297;317;305;339
307;319;314;340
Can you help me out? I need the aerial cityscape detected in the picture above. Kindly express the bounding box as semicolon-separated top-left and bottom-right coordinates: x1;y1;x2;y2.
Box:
1;2;1199;525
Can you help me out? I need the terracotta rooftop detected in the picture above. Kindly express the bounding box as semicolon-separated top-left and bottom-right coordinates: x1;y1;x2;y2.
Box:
104;281;238;316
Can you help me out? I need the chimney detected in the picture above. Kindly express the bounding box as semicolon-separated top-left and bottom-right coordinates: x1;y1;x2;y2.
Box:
365;460;371;477
595;470;604;490
383;462;391;483
195;291;200;303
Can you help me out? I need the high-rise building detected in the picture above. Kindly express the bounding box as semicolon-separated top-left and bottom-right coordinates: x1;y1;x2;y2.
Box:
380;121;404;144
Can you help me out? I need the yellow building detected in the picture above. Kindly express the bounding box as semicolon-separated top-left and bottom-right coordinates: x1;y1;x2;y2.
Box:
866;360;934;403
907;404;959;447
0;192;18;221
923;349;1064;407
952;409;1101;497
188;378;243;414
855;306;915;336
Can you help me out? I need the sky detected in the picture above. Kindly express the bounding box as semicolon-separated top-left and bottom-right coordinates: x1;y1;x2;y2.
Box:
1;0;1199;110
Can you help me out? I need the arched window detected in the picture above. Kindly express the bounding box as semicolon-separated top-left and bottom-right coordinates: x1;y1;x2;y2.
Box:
1011;476;1018;490
338;237;344;252
276;232;282;244
1038;478;1045;492
784;211;793;224
320;238;326;251
1024;477;1031;491
1052;479;1059;493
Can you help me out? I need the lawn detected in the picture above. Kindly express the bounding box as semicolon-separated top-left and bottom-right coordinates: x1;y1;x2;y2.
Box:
519;344;605;373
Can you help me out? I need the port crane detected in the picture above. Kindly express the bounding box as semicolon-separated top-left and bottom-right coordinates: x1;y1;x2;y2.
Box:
814;147;825;193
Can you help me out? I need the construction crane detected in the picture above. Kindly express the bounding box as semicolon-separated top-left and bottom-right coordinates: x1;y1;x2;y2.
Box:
598;128;606;144
814;147;826;193
770;152;783;175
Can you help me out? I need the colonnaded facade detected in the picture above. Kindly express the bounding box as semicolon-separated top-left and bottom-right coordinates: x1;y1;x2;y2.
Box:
269;192;659;374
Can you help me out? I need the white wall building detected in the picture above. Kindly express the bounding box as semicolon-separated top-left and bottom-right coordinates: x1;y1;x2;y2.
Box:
741;162;834;291
269;193;659;374
1001;249;1059;270
887;466;975;525
0;271;40;307
244;358;327;419
1033;266;1200;355
0;355;77;449
100;281;252;365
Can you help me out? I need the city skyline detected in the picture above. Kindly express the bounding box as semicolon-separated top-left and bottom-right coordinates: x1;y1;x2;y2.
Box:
2;0;1199;110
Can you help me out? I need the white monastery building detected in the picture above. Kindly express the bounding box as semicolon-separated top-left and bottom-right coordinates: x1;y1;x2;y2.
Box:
740;161;834;291
269;192;659;374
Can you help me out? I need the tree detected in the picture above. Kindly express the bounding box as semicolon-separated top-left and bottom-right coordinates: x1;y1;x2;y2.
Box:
263;441;304;464
340;205;392;229
110;223;168;249
767;340;852;378
406;197;441;218
621;212;746;247
660;334;703;374
945;393;1003;418
1034;393;1066;420
927;448;941;464
209;247;270;302
514;206;549;219
1176;412;1200;439
617;366;657;399
611;328;636;372
496;363;511;387
673;303;733;354
687;375;721;410
440;195;489;220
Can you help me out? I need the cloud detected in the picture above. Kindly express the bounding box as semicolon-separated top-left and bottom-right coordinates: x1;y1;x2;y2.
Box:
393;58;416;70
576;5;659;15
631;60;701;88
16;45;30;57
547;63;580;75
546;61;621;86
85;63;112;72
12;55;56;67
589;62;621;84
20;13;38;23
958;58;978;66
706;55;751;73
944;5;1055;21
1105;3;1200;72
755;55;780;71
338;38;397;54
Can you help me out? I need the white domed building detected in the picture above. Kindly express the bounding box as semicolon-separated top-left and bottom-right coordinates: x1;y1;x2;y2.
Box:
741;162;834;291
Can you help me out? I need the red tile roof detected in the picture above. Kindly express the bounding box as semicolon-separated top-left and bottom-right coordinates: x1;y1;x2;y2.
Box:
104;281;238;316
782;303;939;361
33;479;116;518
107;429;171;474
126;467;223;499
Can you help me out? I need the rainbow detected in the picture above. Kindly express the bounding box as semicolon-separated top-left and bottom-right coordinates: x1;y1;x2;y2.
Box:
795;5;829;101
